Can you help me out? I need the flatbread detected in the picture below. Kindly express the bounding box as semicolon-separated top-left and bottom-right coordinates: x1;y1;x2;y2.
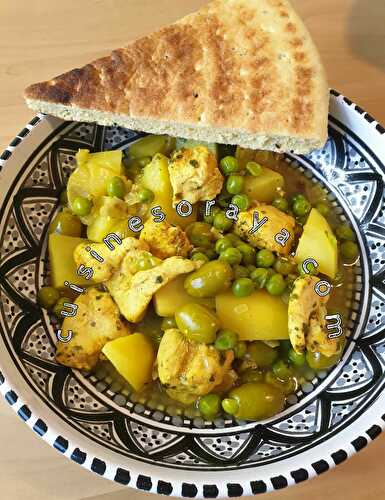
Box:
24;0;329;154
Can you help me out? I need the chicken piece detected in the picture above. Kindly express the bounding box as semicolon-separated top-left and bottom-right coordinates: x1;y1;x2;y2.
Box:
234;204;295;256
106;256;200;323
56;288;129;371
288;276;342;357
168;146;223;205
139;219;192;259
157;329;234;404
74;237;149;283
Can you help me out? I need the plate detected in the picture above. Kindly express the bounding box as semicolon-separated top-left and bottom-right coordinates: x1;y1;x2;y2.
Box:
0;90;384;498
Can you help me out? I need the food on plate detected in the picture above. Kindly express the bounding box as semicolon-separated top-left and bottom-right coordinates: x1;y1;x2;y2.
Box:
24;0;329;155
40;137;358;421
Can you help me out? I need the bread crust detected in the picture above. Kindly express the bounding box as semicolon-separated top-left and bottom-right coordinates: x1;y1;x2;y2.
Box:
24;0;329;153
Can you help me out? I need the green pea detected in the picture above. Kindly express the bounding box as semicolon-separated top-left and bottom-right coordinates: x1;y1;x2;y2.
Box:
266;273;287;296
298;261;319;276
248;341;279;367
246;161;263;176
241;369;264;383
215;237;233;255
272;197;289;212
217;190;232;209
291;194;306;204
256;249;275;268
186;222;214;248
53;296;73;319
59;189;68;206
138;188;154;203
215;329;238;350
341;241;359;262
274;258;294;275
222;398;239;416
306;351;341;370
250;267;270;289
336;224;355;241
72;196;92;216
137;156;152;168
226;175;244;195
292;197;311;217
247;264;257;274
220;247;243;265
203;206;221;225
107;176;126;199
175;303;220;344
220;156;239;175
316;201;330;217
213;212;233;232
226;382;285;420
191;252;210;263
231;194;249;211
234;341;247;359
232;277;254;297
49;211;82;237
225;233;242;246
236;242;256;265
272;359;293;381
184;260;233;298
233;265;250;279
38;286;60;309
288;348;306;367
161;317;177;330
199;393;221;420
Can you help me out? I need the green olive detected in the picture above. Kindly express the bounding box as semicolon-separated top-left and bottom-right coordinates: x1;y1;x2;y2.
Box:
236;242;256;265
107;176;126;199
184;260;233;298
248;341;279;367
256;249;275;268
306;351;341;370
137;156;152;168
266;273;287;296
213;211;233;232
72;196;92;216
246;161;262;177
272;359;293;381
49;211;82;237
341;241;359;262
129;134;171;158
199;394;222;420
220;247;243;265
233;341;247;359
225;382;285;420
138;188;154;203
161;317;177;330
175;303;220;343
220;156;239;175
231;194;249;211
53;296;73;319
241;369;264;383
215;329;238;350
272;197;289;212
186;222;214;248
226;175;244;195
264;371;298;395
232;277;254;297
38;286;60;309
335;223;355;241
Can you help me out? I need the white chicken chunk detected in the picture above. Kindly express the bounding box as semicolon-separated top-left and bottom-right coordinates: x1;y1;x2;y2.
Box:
168;146;223;205
139;219;192;259
106;256;200;323
56;288;129;371
74;237;149;283
288;276;342;357
157;329;234;404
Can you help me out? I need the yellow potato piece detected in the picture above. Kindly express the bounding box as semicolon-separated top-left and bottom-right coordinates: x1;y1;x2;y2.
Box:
154;274;215;317
48;234;91;289
102;333;155;392
216;290;289;341
244;168;285;203
295;208;338;279
141;154;196;229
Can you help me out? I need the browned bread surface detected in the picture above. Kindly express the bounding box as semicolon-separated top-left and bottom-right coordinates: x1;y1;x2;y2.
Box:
25;0;329;153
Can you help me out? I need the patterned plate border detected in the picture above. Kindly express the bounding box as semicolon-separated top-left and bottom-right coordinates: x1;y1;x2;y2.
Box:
0;91;384;498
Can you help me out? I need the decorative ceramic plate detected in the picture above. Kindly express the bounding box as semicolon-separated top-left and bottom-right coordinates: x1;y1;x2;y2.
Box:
0;90;384;498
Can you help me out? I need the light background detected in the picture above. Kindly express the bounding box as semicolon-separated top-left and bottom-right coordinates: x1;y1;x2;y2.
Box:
0;1;384;499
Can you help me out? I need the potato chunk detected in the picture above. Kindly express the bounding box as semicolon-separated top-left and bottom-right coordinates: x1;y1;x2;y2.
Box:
106;256;200;323
74;237;149;283
235;204;295;256
139;219;192;259
157;329;234;404
56;288;129;371
168;146;223;205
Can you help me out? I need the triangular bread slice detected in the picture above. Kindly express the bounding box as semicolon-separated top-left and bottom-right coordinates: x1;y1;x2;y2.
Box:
24;0;329;154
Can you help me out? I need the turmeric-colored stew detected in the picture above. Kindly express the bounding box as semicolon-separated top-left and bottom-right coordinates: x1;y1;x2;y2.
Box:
39;135;359;421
